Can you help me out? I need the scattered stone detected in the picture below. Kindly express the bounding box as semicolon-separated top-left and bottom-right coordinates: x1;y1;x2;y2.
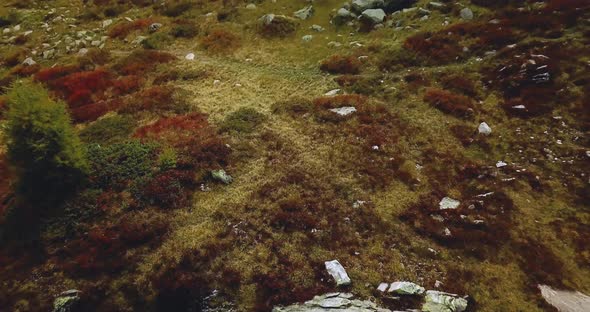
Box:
422;291;468;312
439;197;460;210
43;49;55;59
52;290;82;312
3;28;10;34
13;25;20;31
148;23;162;32
102;19;113;28
351;0;385;13
324;89;341;96
539;284;590;312
302;34;313;42
429;2;445;9
496;161;507;168
185;53;195;60
294;6;314;20
211;169;233;184
273;293;390;312
246;3;257;9
478;122;492;135
388;281;425;295
360;9;386;24
132;36;147;45
311;24;325;32
324;260;351;286
329;106;357;116
78;48;89;55
333;8;354;26
377;283;389;292
460;7;473;20
328;41;342;48
22;57;36;66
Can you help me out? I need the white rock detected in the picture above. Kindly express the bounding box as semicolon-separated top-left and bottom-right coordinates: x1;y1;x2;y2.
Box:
245;3;257;9
13;25;20;31
324;260;351;286
329;106;357;116
539;284;590;312
185;53;195;60
460;7;474;20
439;197;460;210
423;290;468;312
22;57;36;66
496;161;507;168
213;79;221;85
102;19;113;28
311;24;325;32
478;122;492;135
388;281;425;295
302;35;313;42
377;283;389;292
78;48;89;55
3;28;10;34
324;89;341;96
360;9;386;24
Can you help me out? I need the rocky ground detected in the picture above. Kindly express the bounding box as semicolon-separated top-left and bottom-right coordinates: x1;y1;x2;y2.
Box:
0;0;589;311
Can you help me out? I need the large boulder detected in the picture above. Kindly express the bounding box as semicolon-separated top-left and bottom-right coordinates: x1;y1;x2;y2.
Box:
351;0;385;13
422;291;468;312
273;293;392;312
324;260;351;286
360;8;386;24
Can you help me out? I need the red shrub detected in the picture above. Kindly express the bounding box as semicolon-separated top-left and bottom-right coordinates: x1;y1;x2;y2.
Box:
320;55;361;75
114;50;176;75
424;88;474;117
51;69;113;107
8;64;41;77
108;18;154;39
141;170;195;208
135;113;209;140
404;32;463;64
200;29;241;54
34;65;80;82
111;75;144;96
70;99;124;123
123;85;176;113
440;74;477;97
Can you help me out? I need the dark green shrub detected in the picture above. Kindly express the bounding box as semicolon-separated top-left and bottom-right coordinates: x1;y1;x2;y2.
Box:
170;23;198;38
142;33;174;50
80;115;136;145
220;107;266;133
5;81;88;204
162;2;193;17
87;141;157;189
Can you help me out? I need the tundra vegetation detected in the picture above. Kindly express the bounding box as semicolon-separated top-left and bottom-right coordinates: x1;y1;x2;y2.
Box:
0;0;588;311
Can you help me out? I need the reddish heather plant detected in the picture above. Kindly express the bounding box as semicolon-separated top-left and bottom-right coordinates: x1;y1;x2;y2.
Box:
113;50;176;75
122;85;176;113
111;75;144;96
140;170;195;208
71;99;124;123
423;88;474;117
34;65;80;82
440;74;478;97
108;18;153;39
319;55;362;75
134;113;209;140
200;29;241;54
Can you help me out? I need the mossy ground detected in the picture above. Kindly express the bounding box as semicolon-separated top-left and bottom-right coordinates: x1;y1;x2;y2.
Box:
0;0;589;311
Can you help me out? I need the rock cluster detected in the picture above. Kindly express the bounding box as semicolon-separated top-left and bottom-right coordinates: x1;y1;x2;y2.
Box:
273;293;391;312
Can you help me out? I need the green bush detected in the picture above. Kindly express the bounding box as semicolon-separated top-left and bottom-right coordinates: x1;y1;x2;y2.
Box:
220;107;266;133
5;80;88;204
142;33;173;50
170;23;198;38
87;141;157;189
80;115;136;145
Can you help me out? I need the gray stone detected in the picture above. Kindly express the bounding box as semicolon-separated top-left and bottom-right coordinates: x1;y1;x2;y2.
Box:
302;35;313;42
324;260;351;286
539;284;590;312
387;281;425;295
53;290;82;312
102;19;113;28
351;0;385;13
294;6;314;20
360;9;386;24
311;24;325;32
43;49;56;59
273;293;391;312
211;169;233;184
439;197;460;210
333;8;353;26
22;57;36;66
246;3;257;9
148;22;162;32
478;122;492;135
460;7;473;20
329;106;357;116
423;291;468;312
429;2;445;9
